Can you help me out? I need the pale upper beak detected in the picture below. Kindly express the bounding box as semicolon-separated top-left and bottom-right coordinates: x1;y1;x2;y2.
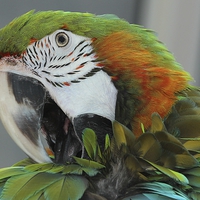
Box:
0;72;51;163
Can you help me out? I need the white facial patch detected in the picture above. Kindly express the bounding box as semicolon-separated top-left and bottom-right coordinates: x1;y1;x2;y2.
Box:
23;30;98;85
22;30;118;121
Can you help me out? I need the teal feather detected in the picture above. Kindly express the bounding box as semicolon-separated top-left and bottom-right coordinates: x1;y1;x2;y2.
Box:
0;118;200;199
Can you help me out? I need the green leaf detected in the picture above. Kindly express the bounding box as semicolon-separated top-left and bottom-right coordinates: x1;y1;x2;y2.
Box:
0;167;24;180
61;163;100;177
1;172;36;199
184;167;200;176
25;163;55;172
44;175;88;200
82;128;97;160
140;123;145;133
0;170;88;200
150;112;166;133
104;134;110;151
0;172;62;200
112;120;127;148
142;159;189;185
113;120;135;150
73;157;105;169
27;190;45;200
184;167;200;188
12;158;36;167
186;175;200;187
62;164;84;175
180;137;200;141
97;144;102;159
81;167;100;176
48;165;65;173
0;181;5;195
125;155;143;173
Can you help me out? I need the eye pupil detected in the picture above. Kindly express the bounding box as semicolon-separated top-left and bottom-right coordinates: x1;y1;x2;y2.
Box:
56;32;69;47
58;35;66;44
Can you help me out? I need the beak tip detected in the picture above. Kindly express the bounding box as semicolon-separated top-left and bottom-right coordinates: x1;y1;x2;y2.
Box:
0;72;51;164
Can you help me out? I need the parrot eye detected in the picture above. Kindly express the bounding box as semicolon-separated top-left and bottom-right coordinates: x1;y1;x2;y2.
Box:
55;32;69;47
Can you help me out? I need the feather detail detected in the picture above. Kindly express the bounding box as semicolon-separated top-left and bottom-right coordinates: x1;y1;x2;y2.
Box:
0;10;193;137
0;116;200;199
94;31;192;136
0;11;200;200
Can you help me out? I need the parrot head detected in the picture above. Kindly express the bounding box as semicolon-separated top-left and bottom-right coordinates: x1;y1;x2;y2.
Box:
0;10;192;164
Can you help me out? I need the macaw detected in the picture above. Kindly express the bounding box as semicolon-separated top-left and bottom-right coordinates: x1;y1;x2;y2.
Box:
0;10;200;199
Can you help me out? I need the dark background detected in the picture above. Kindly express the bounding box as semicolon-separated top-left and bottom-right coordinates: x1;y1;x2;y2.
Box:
0;0;200;167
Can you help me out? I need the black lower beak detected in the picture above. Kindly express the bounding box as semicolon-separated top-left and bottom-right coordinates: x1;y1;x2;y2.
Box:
52;113;113;164
53;121;83;163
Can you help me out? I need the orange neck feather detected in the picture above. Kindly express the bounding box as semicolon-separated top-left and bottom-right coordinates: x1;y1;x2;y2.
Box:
94;31;192;136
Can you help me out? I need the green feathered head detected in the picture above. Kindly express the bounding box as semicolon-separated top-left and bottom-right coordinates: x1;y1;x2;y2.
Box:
0;10;191;134
0;10;146;55
0;10;193;166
